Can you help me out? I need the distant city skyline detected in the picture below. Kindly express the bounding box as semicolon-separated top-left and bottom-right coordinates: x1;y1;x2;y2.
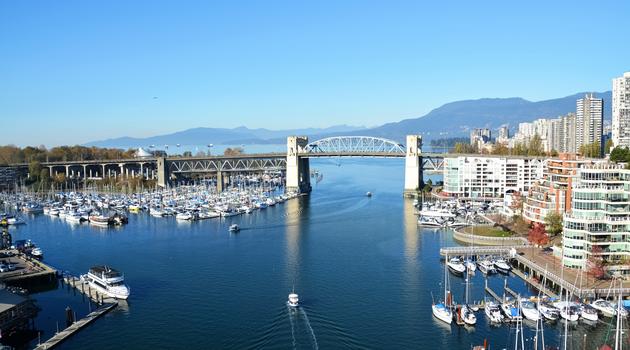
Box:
1;1;629;146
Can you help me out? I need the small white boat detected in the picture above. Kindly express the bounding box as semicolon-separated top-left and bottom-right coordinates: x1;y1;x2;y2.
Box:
30;247;43;258
432;302;453;324
66;213;83;223
176;212;194;221
149;208;164;217
447;257;466;275
485;301;503;323
579;304;599;322
592;299;621;318
553;302;580;321
520;299;540;321
538;302;560;321
366;192;372;197
229;224;240;232
493;258;512;273
7;216;26;225
461;305;477;325
477;260;497;275
287;293;299;307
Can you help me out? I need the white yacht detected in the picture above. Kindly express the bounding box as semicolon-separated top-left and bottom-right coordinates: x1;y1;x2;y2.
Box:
66;212;83;223
149;207;164;217
446;257;466;275
464;259;476;272
538;302;560;321
591;299;628;318
484;301;503;323
287;292;299;307
579;304;599;322
493;258;512;273
553;301;580;321
519;299;540;321
176;212;194;221
477;260;497;275
81;266;130;300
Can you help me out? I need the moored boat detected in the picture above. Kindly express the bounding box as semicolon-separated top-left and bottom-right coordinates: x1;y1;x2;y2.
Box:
80;265;130;299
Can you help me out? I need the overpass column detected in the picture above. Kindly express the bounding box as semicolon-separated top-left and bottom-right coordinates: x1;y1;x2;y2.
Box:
157;157;169;188
216;171;224;192
403;135;423;198
119;164;125;178
286;136;311;194
48;166;53;177
65;165;70;177
101;164;107;178
82;165;87;179
139;163;144;179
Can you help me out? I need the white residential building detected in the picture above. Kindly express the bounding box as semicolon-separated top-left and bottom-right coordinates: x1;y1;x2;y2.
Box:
612;72;630;147
442;156;544;199
562;163;630;275
575;94;603;153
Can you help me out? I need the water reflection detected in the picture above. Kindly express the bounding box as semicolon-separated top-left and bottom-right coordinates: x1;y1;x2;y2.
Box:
284;197;302;289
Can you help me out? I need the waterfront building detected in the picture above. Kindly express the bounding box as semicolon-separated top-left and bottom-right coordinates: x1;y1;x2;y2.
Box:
575;94;603;154
523;154;594;224
562;163;630;274
442;156;544;199
612;72;630;147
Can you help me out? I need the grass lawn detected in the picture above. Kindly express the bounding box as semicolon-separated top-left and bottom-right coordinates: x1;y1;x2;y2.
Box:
462;225;513;237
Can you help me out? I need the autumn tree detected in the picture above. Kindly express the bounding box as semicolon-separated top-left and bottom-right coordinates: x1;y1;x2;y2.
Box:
528;223;549;246
224;147;244;156
579;141;602;158
587;245;606;279
604;138;614;154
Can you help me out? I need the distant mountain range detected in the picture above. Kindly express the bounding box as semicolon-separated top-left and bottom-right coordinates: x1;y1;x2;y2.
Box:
86;91;612;147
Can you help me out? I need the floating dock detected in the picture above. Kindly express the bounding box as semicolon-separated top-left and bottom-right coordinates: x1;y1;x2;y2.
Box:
33;274;119;349
33;302;117;350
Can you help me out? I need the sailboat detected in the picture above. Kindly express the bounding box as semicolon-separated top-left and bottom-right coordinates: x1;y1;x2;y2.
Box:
460;266;476;325
433;255;453;324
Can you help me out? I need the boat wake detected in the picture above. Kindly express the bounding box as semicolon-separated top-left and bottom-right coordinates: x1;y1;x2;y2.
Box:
300;308;319;350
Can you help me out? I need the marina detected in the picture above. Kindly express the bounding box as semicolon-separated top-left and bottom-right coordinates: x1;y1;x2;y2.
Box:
0;159;627;349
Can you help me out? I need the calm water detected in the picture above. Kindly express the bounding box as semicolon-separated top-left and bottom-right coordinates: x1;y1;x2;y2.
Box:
7;159;623;349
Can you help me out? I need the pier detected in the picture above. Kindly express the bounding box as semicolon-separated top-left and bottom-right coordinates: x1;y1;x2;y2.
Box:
33;302;117;350
33;274;119;350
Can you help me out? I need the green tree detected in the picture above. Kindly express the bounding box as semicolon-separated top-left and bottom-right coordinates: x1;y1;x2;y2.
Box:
28;160;42;181
544;211;563;236
579;141;602;158
610;146;630;163
491;142;510;155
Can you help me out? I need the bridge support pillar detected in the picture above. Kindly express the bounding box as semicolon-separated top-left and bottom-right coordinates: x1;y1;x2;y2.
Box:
286;136;311;194
216;171;225;192
403;135;423;198
157;157;169;188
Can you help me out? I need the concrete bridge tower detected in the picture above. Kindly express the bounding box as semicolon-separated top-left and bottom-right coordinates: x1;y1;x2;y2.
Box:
404;135;423;197
157;157;169;188
286;136;312;194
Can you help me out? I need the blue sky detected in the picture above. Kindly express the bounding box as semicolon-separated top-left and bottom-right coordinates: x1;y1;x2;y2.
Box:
1;0;629;146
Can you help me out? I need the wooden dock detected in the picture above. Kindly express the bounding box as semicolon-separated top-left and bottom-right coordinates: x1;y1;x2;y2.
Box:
33;302;117;350
32;274;120;349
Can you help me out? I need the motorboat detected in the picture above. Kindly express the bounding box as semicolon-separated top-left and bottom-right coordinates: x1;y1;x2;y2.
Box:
30;247;43;259
229;224;240;232
591;299;629;318
89;213;111;227
176;212;194;221
553;301;580;321
501;300;522;321
149;207;164;217
579;303;599;322
417;216;444;228
366;192;372;197
80;266;130;300
493;258;512;273
287;292;299;307
128;205;141;213
66;212;83;223
538;302;560;321
7;216;26;225
432;302;453;324
477;260;497;275
519;299;540;321
461;304;477;325
484;301;503;323
446;257;466;275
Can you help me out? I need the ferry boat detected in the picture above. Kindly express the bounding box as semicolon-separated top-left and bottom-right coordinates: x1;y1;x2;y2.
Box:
287;292;299;307
80;266;130;300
